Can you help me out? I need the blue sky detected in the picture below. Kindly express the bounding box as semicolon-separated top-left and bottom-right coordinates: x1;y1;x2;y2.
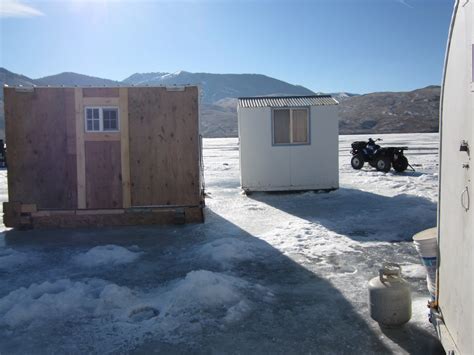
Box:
0;0;454;93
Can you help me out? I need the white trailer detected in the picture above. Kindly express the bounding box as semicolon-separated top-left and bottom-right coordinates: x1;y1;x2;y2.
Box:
434;1;473;353
238;95;339;192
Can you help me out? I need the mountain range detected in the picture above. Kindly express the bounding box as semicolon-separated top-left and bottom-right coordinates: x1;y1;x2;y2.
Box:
0;67;439;138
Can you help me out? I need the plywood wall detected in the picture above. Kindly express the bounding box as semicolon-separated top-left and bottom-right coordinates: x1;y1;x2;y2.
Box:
4;88;78;209
128;87;201;206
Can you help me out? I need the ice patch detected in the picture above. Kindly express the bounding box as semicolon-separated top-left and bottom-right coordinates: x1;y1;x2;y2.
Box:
260;220;359;258
73;245;142;267
0;248;29;270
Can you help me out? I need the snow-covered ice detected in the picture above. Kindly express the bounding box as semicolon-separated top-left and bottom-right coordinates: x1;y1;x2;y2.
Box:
0;248;29;270
0;133;443;354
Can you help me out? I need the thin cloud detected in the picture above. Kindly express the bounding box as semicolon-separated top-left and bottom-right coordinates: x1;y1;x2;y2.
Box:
0;0;44;18
396;0;414;8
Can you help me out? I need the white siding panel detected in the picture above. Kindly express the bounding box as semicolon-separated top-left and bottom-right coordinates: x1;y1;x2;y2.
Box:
289;106;339;189
239;107;291;190
438;1;473;354
238;105;338;191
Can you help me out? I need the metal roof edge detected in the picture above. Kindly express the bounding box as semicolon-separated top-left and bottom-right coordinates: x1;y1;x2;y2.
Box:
237;95;339;108
238;94;332;100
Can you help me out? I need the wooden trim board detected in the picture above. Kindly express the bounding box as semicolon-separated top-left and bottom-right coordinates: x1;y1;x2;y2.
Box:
82;97;120;106
75;88;86;209
119;88;131;208
5;205;205;228
84;132;121;141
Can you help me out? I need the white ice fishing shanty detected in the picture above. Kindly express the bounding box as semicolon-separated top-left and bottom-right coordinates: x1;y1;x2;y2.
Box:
429;0;473;353
237;95;339;192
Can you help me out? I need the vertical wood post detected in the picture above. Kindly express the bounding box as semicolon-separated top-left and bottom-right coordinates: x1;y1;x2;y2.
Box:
75;88;86;209
119;88;131;208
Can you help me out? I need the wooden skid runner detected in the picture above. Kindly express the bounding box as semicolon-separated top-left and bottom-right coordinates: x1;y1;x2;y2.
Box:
3;202;204;229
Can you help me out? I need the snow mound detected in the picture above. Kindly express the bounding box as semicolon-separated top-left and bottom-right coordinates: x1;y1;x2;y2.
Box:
73;245;142;267
0;248;29;270
195;238;269;267
163;270;251;310
0;278;135;328
401;263;427;278
154;270;272;338
0;271;272;349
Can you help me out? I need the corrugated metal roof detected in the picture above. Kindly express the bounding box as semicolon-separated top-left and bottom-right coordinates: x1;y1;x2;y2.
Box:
238;95;338;108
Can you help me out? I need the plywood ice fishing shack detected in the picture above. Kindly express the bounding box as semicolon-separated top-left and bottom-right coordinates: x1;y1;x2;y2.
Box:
3;86;204;229
238;95;339;192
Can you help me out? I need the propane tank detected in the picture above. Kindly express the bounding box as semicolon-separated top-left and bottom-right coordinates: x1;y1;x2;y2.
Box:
368;263;412;327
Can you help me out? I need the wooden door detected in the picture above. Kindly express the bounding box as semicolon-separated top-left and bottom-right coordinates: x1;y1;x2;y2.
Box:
84;141;123;209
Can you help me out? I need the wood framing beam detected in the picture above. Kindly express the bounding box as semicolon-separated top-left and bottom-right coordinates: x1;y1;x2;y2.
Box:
75;88;86;209
82;97;120;107
84;132;121;141
119;88;131;208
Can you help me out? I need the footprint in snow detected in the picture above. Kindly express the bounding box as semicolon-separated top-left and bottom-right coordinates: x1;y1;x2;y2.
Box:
129;306;160;322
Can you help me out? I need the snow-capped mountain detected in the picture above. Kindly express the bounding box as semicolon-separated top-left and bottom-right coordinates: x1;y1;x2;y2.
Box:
120;72;169;86
122;71;315;103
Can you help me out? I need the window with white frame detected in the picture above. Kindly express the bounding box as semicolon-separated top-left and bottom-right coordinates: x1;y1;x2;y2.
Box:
272;108;309;145
85;107;119;132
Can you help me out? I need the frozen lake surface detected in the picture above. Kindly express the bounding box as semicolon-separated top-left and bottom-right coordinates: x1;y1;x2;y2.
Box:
0;133;443;354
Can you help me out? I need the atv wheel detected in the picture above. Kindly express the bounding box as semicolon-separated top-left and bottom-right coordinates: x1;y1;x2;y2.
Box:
392;155;409;172
375;156;391;173
351;154;364;169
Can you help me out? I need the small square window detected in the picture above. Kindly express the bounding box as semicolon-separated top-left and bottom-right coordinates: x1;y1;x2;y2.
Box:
85;107;119;132
272;108;309;145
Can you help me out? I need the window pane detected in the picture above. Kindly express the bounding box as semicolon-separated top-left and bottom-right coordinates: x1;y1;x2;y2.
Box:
292;109;309;143
93;120;100;131
109;119;117;130
103;116;110;130
86;109;92;119
103;109;118;131
93;109;100;119
273;109;290;144
87;120;93;131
